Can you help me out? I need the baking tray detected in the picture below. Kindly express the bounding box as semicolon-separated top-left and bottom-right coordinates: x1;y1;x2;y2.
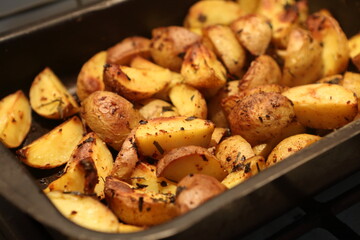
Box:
0;0;360;239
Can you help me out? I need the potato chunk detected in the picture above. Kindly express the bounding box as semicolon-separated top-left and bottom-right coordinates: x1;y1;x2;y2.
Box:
157;145;227;182
348;33;360;71
137;98;179;119
267;134;321;167
135;116;215;159
105;177;178;226
0;90;31;148
103;64;171;101
169;84;207;119
106;36;151;65
184;1;243;28
17;116;84;169
30;67;79;119
45;132;113;199
282;83;358;129
81;91;143;151
176;174;227;214
76;51;106;101
47;191;119;233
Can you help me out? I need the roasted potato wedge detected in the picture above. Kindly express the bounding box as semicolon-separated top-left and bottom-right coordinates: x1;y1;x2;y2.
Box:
30;67;79;119
107;36;151;65
17;116;84;169
307;11;349;76
184;1;243;29
129;162;177;195
221;155;265;188
103;64;171;101
135;116;215;159
157;145;227;182
348;33;360;71
0;90;31;148
176;173;227;214
282;83;358;129
169;84;207;119
81;91;142;151
266;134;321;167
150;26;201;72
47;191;119;233
105;177;178;226
281;28;323;87
209;127;229;148
231;14;272;56
340;72;360;98
181;42;227;92
76;51;106;101
137;98;179;119
238;55;281;91
228;92;296;145
237;0;260;14
215;135;255;174
203;24;246;77
46;132;113;199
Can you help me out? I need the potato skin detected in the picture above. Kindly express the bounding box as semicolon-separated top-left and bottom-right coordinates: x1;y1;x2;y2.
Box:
266;134;321;167
150;26;200;72
176;174;227;214
81;91;142;151
228;92;296;146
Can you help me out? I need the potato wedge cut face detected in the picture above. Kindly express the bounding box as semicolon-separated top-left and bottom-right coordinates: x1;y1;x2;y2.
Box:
103;65;171;101
30;67;79;119
47;191;119;233
282;84;358;129
135;116;215;159
0;90;31;148
157;145;227;182
17;116;84;169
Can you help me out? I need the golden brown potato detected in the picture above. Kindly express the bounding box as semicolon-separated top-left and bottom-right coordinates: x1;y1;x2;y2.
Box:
307;11;349;76
227;92;296;146
215;135;255;174
257;0;308;48
282;83;358;129
281;28;323;87
181;42;227;92
238;55;281;91
81;91;143;151
208;80;239;128
137;98;179;119
105;177;178;226
169;84;207;119
76;51;106;101
135;116;215;159
0;90;31;148
231;14;272;56
184;1;243;28
47;191;119;233
266;134;321;167
348;33;360;71
17;116;84;169
130;56;184;101
157;145;227;182
106;36;151;65
221;155;265;188
30;68;79;119
103;64;171;101
176;173;227;214
202;25;246;77
150;26;201;72
209;127;229;148
252;121;305;158
237;0;260;14
46;132;113;199
110;129;139;181
340;72;360;98
129;162;177;195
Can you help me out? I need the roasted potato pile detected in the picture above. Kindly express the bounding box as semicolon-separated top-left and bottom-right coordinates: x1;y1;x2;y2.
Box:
2;0;360;233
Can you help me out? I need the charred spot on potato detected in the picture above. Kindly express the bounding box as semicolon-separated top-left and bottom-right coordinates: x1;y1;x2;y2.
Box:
197;13;207;23
176;186;187;196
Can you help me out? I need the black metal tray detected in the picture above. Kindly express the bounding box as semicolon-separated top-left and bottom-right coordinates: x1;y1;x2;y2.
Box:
0;0;359;239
